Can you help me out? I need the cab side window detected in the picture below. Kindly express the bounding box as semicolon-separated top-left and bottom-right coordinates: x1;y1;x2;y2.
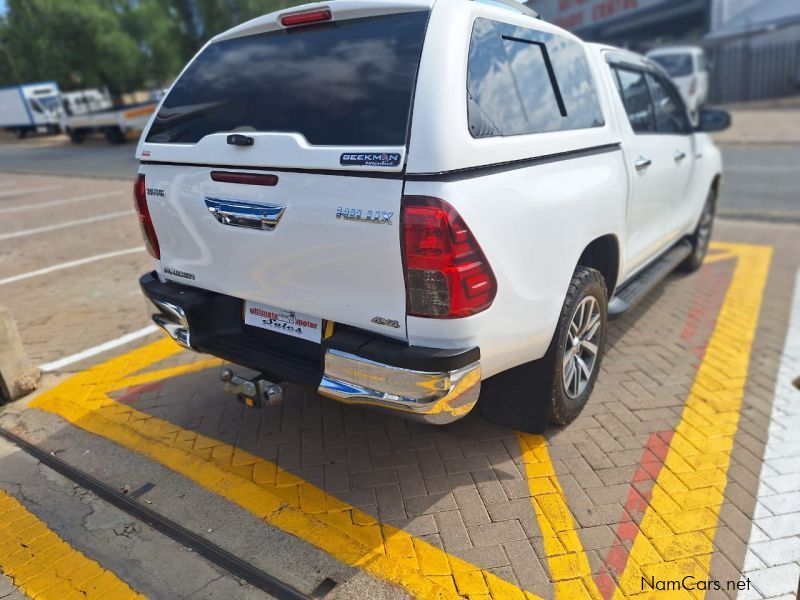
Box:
613;67;656;134
467;18;604;138
645;73;691;134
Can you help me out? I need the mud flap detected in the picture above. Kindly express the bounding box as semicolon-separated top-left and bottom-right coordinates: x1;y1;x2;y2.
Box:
478;357;552;434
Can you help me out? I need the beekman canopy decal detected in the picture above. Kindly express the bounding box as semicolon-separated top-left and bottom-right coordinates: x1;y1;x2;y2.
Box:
340;153;402;168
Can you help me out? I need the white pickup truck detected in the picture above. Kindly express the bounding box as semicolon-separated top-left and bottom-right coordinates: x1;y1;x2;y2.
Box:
134;0;730;432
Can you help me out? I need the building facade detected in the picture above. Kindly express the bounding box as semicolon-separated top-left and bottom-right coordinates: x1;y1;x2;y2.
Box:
524;0;800;102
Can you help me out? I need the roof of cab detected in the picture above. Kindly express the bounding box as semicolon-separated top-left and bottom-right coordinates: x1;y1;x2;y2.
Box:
212;0;434;43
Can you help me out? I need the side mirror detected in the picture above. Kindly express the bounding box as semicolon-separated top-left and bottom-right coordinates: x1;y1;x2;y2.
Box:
696;107;731;132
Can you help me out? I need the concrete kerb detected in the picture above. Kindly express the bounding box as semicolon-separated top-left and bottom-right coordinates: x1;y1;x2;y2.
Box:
0;305;40;402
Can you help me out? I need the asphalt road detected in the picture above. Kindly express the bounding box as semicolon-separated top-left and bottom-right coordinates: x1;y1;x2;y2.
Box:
0;134;797;222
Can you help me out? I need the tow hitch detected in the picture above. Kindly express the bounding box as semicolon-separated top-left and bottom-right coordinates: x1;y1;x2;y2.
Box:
219;368;284;409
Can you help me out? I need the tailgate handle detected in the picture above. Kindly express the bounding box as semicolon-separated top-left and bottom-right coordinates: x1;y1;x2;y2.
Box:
205;197;286;231
227;134;254;146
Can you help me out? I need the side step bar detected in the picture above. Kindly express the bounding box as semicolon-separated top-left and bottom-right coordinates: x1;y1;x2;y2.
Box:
608;239;693;319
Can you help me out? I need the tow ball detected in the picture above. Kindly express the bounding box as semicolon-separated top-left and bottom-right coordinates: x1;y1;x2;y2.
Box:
219;368;284;409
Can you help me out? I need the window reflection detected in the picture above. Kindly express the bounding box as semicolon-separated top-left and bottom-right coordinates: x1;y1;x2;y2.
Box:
468;18;605;138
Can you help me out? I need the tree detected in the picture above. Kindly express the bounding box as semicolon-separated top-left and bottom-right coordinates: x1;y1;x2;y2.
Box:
0;0;296;92
1;0;142;93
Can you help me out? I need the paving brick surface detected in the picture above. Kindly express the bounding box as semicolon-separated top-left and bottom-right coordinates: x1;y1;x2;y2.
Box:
0;174;153;365
2;173;799;599
94;219;796;598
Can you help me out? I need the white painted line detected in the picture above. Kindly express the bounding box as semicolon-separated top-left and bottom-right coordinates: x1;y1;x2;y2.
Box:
0;190;125;214
0;210;134;241
0;184;62;199
726;166;796;174
39;325;160;373
0;247;145;287
739;270;800;599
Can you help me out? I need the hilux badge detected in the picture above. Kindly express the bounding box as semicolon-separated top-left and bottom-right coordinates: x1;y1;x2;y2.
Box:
336;207;393;225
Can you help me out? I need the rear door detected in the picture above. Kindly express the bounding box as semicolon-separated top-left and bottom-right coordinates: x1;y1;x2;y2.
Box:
137;9;430;341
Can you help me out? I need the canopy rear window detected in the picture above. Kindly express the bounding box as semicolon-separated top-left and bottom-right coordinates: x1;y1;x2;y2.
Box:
146;11;430;146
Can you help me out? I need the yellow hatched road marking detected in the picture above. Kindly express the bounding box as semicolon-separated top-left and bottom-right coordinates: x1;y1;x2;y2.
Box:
513;242;771;598
25;241;768;599
614;243;771;597
517;432;603;599
0;489;145;600
31;339;543;600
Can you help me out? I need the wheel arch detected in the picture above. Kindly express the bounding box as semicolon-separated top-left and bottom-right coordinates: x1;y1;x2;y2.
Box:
711;173;722;199
576;234;621;296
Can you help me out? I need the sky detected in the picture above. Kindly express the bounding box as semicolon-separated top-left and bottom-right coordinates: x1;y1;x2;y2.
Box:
0;0;6;16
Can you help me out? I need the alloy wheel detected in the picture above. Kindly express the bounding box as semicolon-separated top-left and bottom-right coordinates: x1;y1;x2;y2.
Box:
562;296;602;399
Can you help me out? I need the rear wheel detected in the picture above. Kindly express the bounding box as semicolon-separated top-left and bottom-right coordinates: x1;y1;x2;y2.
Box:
104;127;126;144
67;128;85;144
478;266;608;432
680;187;715;272
14;128;27;139
549;267;608;426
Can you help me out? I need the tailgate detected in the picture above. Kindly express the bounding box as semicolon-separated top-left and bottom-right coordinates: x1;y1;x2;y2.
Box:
142;163;408;339
135;8;432;341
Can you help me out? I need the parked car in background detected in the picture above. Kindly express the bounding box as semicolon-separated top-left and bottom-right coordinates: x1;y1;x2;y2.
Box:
0;81;62;138
135;0;730;433
646;46;709;118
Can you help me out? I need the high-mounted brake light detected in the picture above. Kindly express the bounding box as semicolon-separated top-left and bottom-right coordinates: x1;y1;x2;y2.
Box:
402;196;497;318
133;174;160;259
280;8;332;27
210;171;278;186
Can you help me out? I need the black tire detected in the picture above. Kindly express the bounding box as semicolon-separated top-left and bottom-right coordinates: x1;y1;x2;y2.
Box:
67;128;85;144
15;128;27;139
104;127;127;144
680;187;716;273
478;266;608;432
548;267;608;426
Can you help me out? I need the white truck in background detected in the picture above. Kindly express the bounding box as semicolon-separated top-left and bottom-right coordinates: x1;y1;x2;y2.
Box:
63;99;159;145
61;88;113;117
0;81;62;138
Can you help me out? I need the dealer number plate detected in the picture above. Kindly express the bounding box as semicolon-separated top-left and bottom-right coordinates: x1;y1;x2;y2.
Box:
244;300;322;343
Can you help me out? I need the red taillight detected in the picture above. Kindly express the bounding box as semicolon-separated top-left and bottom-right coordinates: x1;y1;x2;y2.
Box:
210;171;278;186
280;8;331;27
402;196;497;318
133;174;160;259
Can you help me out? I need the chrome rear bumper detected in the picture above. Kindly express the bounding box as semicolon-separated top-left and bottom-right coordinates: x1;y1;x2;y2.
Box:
150;298;191;349
141;272;481;425
318;350;480;424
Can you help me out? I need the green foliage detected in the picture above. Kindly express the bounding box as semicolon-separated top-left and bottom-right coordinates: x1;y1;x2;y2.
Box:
0;0;295;92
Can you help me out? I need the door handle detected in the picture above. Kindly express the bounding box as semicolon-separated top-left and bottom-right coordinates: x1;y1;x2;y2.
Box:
674;151;687;162
634;157;652;171
205;197;286;231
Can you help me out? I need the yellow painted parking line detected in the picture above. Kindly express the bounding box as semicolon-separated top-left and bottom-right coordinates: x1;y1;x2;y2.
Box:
699;250;738;265
31;339;543;600
0;489;145;600
613;242;771;597
513;242;771;599
517;432;602;600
